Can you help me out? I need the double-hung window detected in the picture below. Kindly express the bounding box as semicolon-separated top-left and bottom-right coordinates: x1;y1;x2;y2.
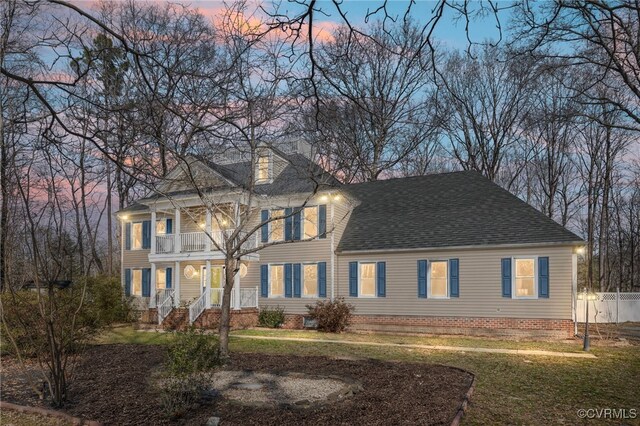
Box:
156;219;166;235
270;265;284;297
359;262;376;297
271;209;284;242
256;155;271;183
303;264;318;297
131;223;143;250
303;206;318;239
429;261;448;298
131;269;142;296
156;268;166;290
514;258;536;298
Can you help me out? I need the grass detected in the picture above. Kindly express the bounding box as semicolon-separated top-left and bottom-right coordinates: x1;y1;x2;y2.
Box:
0;410;72;426
98;326;640;425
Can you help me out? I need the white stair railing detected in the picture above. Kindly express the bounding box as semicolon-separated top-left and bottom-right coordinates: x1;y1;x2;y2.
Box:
189;289;209;324
240;287;259;308
157;289;175;324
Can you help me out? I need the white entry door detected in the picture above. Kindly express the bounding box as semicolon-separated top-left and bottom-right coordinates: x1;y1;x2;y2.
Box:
201;266;224;306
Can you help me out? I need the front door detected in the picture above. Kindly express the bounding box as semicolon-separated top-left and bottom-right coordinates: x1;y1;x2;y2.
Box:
201;266;224;306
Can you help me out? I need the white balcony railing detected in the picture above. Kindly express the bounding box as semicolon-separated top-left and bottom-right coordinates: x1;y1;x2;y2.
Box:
154;230;258;255
181;232;206;252
156;235;175;254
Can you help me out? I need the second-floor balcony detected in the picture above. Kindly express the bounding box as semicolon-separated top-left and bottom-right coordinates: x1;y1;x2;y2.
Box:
155;230;258;255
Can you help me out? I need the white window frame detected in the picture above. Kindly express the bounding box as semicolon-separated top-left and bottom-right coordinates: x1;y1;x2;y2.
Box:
269;264;285;298
303;205;319;240
269;209;285;242
358;261;377;298
512;256;538;300
302;263;318;298
131;269;142;296
427;259;449;299
130;222;143;250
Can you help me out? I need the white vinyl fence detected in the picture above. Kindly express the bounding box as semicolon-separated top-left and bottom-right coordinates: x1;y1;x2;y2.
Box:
575;291;640;323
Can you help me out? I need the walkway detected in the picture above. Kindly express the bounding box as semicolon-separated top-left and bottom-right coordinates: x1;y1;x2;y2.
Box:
232;335;597;359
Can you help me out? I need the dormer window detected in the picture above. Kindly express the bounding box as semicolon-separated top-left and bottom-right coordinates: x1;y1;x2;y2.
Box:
256;154;271;183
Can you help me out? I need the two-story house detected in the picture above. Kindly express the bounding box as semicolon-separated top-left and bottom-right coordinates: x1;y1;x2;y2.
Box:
117;142;584;336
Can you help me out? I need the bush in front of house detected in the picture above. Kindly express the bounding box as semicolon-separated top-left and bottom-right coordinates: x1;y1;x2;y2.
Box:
160;327;222;418
86;275;135;324
305;298;355;333
258;306;286;328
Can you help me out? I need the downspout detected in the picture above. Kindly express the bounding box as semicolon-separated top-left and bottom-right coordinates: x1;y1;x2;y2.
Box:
330;201;335;301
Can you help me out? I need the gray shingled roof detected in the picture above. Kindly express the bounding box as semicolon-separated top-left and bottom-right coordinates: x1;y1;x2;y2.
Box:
337;171;583;252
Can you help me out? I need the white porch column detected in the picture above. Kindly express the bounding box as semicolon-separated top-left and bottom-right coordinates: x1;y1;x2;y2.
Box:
205;260;211;307
150;210;156;255
174;261;181;307
174;208;181;253
233;272;241;310
150;263;157;308
572;252;578;336
205;209;212;252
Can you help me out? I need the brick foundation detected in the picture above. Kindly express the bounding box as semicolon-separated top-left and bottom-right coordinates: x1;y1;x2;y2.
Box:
283;314;574;338
194;308;258;330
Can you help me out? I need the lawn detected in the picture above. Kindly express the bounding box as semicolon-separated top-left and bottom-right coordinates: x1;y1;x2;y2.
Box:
56;325;640;424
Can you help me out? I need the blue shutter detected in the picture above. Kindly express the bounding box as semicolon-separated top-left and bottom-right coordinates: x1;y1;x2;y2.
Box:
284;263;293;298
449;259;459;298
502;258;512;298
142;268;151;297
166;218;173;234
165;268;172;289
539;257;549;298
318;205;327;239
349;261;358;297
318;262;327;298
142;220;151;249
124;269;131;296
284;208;293;240
418;260;427;298
261;210;269;243
293;263;302;298
293;209;301;240
125;223;131;250
260;265;268;297
377;261;386;297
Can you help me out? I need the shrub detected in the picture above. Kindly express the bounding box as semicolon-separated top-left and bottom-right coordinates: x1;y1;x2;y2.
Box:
165;327;222;376
160;328;222;418
258;306;286;328
85;275;134;325
306;298;354;333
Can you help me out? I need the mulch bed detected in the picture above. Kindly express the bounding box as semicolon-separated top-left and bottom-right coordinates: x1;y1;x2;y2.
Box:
1;344;474;425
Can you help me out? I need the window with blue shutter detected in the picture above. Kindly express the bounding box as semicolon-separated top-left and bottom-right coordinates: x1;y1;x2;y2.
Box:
418;260;427;298
318;205;327;239
284;263;293;298
284;208;293;240
376;261;386;297
142;220;151;249
166;218;173;234
166;268;172;289
293;263;301;297
124;269;131;296
260;265;268;297
261;210;269;242
125;223;131;250
501;258;512;298
349;261;358;297
318;262;327;297
293;209;301;240
142;268;151;297
449;259;459;298
538;257;549;298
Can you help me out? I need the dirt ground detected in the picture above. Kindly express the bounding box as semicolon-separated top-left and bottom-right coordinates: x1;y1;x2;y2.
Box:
0;344;474;425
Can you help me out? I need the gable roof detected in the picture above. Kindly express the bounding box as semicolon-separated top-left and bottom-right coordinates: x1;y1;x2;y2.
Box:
337;171;583;252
